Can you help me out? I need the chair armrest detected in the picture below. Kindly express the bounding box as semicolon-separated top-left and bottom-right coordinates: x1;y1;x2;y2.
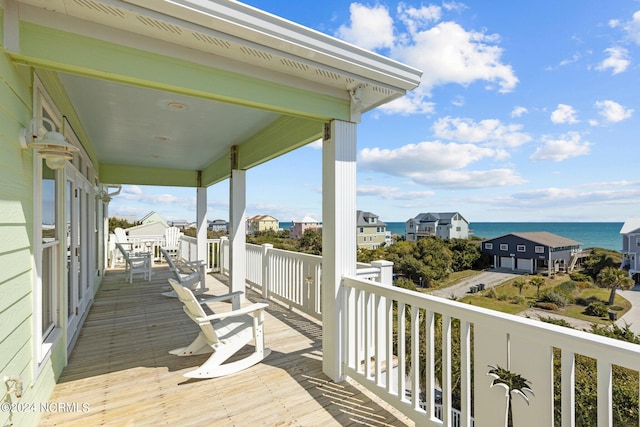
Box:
198;291;244;304
201;302;268;321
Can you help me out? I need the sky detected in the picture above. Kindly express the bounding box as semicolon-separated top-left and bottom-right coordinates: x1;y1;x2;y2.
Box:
109;0;640;224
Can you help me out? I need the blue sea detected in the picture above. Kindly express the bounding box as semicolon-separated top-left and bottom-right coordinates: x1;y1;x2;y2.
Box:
385;222;623;251
280;221;624;251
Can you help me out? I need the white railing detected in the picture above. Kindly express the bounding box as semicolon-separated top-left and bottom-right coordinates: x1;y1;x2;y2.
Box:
342;275;640;427
179;236;223;273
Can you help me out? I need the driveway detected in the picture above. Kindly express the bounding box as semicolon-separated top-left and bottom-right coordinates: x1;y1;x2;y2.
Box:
616;285;640;335
428;268;525;300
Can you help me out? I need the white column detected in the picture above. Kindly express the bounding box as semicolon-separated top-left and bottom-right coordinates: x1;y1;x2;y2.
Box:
322;119;357;382
229;168;246;309
196;186;207;264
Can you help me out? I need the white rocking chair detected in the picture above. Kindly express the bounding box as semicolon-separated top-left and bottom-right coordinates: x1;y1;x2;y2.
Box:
169;280;271;378
115;242;151;284
163;226;182;260
160;247;209;297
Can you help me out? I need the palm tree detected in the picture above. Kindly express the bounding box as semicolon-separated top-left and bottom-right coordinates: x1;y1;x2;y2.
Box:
597;266;634;306
529;276;546;298
487;365;534;427
512;279;526;295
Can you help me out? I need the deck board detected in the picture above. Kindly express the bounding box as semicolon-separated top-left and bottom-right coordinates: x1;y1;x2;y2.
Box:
39;265;412;426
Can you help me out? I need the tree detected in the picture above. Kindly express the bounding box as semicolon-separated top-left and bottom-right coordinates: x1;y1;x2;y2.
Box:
513;279;526;295
596;266;634;306
298;228;322;255
488;365;534;427
529;276;546;298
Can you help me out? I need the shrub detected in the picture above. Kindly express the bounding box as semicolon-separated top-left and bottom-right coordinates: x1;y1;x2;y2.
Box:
555;280;576;294
576;281;593;290
576;296;601;306
570;272;593;283
512;295;526;305
535;302;559;311
539;290;569;307
486;287;497;299
497;293;508;301
539;316;574;328
584;302;608;317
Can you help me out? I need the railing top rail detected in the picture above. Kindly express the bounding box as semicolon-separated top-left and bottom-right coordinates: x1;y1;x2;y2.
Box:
342;274;640;370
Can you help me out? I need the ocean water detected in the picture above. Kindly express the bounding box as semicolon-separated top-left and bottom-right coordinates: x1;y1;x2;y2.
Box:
385;222;623;251
280;221;624;251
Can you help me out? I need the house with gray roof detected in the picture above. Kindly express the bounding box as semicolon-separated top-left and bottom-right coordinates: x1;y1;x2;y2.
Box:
620;218;640;283
405;212;469;241
357;211;387;249
481;231;582;275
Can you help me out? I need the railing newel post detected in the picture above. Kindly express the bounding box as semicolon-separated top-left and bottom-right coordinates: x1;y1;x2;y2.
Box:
261;243;273;300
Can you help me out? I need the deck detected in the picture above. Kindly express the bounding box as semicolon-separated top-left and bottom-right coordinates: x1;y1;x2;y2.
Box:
40;265;412;426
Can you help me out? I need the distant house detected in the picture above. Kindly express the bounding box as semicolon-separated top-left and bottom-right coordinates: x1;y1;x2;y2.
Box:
357;211;387;249
110;214;138;224
126;221;167;237
620;218;640;283
405;212;469;241
481;231;582;275
290;216;322;239
169;219;190;229
209;219;229;233
140;211;168;228
247;215;279;234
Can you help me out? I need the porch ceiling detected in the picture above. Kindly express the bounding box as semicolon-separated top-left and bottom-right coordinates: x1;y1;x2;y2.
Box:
5;0;421;188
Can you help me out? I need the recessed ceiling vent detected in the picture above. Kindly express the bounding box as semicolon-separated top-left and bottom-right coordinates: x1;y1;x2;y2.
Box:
73;0;125;18
192;32;232;49
136;16;182;35
239;47;272;61
315;69;341;81
280;58;309;72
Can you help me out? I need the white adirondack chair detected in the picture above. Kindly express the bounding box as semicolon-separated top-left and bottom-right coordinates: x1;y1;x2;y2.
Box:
168;280;271;378
160;247;208;297
163;226;182;259
115;242;151;283
110;227;132;267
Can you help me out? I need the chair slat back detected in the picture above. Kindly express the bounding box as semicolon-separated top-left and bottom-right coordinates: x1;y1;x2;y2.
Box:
114;227;129;243
169;279;218;344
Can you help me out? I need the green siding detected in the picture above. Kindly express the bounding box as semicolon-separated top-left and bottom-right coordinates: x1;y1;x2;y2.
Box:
0;39;64;426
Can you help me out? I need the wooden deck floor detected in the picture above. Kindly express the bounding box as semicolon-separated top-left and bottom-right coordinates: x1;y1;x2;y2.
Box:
40;265;412;426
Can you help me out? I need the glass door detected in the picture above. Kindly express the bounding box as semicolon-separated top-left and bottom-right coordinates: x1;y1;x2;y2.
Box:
65;166;92;348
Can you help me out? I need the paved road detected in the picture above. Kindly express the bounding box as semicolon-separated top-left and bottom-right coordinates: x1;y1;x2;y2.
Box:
616;285;640;335
429;268;525;300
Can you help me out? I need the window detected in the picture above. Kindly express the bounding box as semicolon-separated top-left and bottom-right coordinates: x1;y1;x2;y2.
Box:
359;227;364;233
485;243;493;250
535;246;545;253
500;244;508;251
517;245;526;252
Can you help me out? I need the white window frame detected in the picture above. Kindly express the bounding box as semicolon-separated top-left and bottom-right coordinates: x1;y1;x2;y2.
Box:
485;243;493;250
32;77;64;376
500;244;508;251
535;246;545;253
517;245;526;252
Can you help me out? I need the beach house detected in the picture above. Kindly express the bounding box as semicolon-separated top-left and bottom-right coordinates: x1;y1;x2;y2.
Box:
621;218;640;283
405;212;470;241
2;1;637;426
357;210;388;249
289;216;322;239
247;214;279;234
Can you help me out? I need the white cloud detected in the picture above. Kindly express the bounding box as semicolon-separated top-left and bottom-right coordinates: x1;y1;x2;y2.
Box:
511;106;528;118
397;4;442;34
529;132;592;162
336;4;518;115
550;104;579;124
432;116;532;148
358;140;523;188
624;10;640;44
594;100;634;123
336;3;394;50
392;21;518;95
596;46;630;75
506;185;640;208
357;185;435;200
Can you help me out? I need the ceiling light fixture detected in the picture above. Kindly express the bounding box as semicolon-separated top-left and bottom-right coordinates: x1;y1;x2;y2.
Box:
20;117;79;170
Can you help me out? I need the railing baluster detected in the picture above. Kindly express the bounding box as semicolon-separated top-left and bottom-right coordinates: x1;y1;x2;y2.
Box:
460;320;471;427
411;305;420;411
442;315;452;426
597;360;612;427
386;297;394;396
561;350;575;427
398;302;406;404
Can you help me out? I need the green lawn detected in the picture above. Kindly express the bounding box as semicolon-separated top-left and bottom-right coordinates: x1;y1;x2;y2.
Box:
457;272;632;325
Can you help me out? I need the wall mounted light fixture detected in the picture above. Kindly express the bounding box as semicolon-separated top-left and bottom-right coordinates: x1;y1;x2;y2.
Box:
20;117;79;170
